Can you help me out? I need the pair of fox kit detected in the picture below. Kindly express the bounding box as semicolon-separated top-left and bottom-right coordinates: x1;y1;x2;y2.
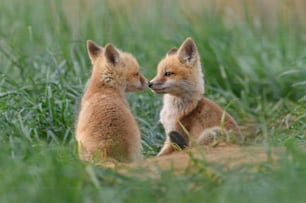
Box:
75;37;242;163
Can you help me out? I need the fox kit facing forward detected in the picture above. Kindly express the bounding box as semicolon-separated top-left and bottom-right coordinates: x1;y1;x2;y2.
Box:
149;37;243;156
76;40;147;162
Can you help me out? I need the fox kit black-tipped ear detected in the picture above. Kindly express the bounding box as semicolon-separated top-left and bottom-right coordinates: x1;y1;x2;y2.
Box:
104;43;120;65
166;47;178;57
87;40;103;63
177;37;198;64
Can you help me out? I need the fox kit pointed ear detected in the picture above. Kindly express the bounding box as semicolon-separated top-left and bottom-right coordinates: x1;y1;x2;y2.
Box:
87;40;103;63
166;47;178;57
177;37;198;64
104;43;120;65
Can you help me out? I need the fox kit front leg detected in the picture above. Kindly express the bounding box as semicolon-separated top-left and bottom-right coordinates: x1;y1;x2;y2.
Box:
157;136;175;156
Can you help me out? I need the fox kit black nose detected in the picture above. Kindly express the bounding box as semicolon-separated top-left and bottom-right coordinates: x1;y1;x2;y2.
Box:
148;82;153;88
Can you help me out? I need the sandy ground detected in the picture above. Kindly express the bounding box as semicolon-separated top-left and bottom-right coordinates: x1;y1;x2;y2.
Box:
99;144;285;177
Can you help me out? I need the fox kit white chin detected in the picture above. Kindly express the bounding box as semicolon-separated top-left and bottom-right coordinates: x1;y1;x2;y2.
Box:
75;40;147;162
149;37;243;156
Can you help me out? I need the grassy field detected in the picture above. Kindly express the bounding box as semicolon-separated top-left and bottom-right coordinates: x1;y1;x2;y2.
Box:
0;0;305;202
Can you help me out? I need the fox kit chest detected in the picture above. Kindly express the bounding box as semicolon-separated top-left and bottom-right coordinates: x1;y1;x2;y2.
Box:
160;95;184;133
160;106;178;134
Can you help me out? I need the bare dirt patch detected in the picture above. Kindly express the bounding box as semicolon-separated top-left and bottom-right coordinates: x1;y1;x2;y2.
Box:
101;144;285;177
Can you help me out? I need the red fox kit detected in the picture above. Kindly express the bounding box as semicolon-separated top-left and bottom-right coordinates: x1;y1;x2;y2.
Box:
75;40;147;162
149;37;243;156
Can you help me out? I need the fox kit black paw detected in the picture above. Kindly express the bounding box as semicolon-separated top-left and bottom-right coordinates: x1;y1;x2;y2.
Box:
169;131;188;150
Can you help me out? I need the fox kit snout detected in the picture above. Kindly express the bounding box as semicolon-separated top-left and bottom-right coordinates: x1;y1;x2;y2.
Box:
150;37;243;156
75;40;147;162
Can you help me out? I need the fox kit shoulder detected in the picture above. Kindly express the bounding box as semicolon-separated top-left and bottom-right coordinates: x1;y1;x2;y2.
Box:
149;37;243;156
75;40;147;162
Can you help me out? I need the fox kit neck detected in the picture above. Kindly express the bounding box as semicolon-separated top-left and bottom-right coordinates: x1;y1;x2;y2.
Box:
160;92;201;135
84;70;126;100
163;91;202;119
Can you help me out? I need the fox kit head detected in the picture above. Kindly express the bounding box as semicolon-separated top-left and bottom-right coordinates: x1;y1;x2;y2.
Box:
87;40;147;92
149;37;204;96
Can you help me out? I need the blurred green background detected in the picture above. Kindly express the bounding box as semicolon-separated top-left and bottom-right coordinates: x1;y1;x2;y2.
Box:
0;0;305;202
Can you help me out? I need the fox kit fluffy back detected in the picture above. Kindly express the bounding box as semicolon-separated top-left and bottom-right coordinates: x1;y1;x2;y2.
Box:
75;40;147;162
149;37;243;156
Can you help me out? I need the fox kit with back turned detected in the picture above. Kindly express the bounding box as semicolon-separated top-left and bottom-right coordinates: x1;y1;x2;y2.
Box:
75;40;147;162
149;37;243;156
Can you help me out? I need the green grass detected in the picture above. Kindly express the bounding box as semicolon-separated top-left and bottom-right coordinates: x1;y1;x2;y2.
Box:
0;0;305;202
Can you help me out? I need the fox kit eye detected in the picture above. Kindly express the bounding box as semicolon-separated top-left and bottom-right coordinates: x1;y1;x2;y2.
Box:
164;72;174;77
134;72;139;77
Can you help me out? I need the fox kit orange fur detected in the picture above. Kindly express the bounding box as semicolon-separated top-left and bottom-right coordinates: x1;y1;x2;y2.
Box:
75;40;147;162
149;37;243;156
